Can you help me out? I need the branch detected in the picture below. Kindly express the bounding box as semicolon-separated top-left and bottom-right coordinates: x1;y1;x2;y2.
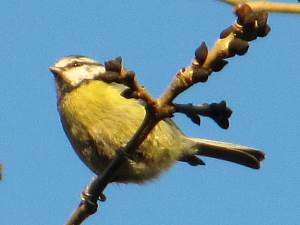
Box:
96;57;157;107
65;3;271;225
158;4;270;107
0;163;2;181
66;111;157;225
222;0;300;14
174;101;232;129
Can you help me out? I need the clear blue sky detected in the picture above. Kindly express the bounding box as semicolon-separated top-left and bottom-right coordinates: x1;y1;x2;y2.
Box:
1;1;299;225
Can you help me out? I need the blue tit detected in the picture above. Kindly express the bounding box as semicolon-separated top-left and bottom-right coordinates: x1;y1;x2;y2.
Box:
50;56;264;183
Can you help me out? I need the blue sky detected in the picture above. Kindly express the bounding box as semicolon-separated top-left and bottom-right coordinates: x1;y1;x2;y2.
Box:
1;1;299;225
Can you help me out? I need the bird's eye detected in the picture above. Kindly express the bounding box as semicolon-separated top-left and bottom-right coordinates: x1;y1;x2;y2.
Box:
72;62;81;67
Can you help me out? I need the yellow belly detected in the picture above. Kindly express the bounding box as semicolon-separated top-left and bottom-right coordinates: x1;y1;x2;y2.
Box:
58;80;193;183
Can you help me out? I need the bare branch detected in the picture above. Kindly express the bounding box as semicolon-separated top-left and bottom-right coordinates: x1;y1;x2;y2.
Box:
158;4;270;108
174;101;232;129
66;110;158;225
65;3;271;224
222;0;300;14
97;57;157;107
0;163;3;181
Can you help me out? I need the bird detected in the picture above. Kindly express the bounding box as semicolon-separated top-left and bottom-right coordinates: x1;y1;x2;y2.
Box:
50;55;265;183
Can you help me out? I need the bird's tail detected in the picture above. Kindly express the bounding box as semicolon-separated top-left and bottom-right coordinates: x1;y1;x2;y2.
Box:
189;138;265;169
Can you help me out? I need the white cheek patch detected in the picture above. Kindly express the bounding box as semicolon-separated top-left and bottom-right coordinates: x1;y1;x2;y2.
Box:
64;65;106;86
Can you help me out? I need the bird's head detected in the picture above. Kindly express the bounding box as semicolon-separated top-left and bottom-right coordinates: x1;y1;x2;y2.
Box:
50;55;106;97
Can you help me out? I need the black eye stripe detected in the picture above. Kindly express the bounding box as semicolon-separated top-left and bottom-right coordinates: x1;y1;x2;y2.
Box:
65;61;103;69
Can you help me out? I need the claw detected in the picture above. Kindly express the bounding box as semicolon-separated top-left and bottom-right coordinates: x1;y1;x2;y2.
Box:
99;193;107;202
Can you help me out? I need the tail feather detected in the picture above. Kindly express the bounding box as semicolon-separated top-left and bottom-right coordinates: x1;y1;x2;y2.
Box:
190;138;265;169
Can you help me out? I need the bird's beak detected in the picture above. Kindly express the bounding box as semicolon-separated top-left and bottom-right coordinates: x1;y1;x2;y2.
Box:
49;66;64;77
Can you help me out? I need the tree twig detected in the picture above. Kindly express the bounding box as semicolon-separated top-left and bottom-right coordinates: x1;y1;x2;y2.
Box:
0;163;2;181
222;0;300;14
65;3;271;225
174;101;232;129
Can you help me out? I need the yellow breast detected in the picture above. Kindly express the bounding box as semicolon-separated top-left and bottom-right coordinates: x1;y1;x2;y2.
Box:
59;80;191;183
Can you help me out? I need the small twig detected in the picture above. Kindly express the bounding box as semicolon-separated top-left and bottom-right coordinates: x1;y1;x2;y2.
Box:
66;111;157;225
159;4;270;108
65;3;271;225
222;0;300;14
97;57;157;107
0;163;3;181
174;101;232;129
